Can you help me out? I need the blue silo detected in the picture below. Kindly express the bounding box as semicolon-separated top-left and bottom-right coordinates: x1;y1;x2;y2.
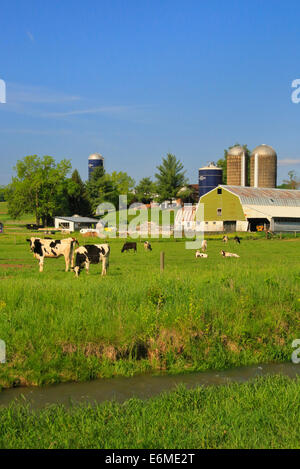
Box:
88;153;104;180
198;163;223;198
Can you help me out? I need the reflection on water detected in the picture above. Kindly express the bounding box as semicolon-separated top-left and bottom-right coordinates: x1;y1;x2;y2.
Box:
0;362;299;409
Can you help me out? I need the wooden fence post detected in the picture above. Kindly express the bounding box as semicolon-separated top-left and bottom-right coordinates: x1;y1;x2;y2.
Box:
160;251;165;273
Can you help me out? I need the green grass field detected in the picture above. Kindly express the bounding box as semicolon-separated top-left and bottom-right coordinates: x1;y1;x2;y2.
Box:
0;376;299;449
0;202;300;449
0;201;299;387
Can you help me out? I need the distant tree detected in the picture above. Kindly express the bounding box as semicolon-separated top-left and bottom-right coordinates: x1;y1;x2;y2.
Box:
176;186;194;204
155;153;187;202
86;168;136;212
0;186;6;202
67;169;91;216
278;170;300;190
86;167;120;212
217;143;251;185
135;177;157;204
109;171;135;205
6;155;71;225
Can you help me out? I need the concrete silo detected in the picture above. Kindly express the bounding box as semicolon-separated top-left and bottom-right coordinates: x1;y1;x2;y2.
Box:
227;146;248;186
198;162;223;198
250;144;277;188
88;153;104;180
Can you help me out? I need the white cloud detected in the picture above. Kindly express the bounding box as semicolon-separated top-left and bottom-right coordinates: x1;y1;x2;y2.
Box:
42;106;135;118
7;83;80;104
278;158;300;166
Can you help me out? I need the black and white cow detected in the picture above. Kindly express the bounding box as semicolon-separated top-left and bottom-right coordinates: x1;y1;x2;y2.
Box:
26;237;78;272
121;242;137;253
220;250;240;258
73;244;110;277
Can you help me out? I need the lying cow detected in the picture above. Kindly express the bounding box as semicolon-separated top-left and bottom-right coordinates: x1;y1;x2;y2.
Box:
144;241;152;251
195;250;208;258
26;237;78;272
220;250;240;258
73;244;110;277
121;242;137;253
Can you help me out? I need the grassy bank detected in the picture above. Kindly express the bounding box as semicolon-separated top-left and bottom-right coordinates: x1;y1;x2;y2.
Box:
0;375;299;449
0;230;299;387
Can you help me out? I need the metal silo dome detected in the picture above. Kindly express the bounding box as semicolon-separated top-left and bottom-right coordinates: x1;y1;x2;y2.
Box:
250;144;277;188
251;144;277;158
88;153;104;161
227;146;245;156
227;146;248;186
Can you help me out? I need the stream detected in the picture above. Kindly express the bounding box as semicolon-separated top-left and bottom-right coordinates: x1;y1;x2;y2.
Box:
0;362;299;409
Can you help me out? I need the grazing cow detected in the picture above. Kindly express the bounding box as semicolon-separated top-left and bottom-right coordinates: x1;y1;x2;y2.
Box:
222;235;229;243
195;250;208;258
144;241;152;251
73;244;110;277
121;242;137;253
220;250;240;258
26;237;78;272
234;236;241;244
201;240;207;252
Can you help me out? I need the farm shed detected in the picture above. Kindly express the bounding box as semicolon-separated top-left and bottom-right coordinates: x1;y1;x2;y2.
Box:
54;215;99;232
197;185;300;232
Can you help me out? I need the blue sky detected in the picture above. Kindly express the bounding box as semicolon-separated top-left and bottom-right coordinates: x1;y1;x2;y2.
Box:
1;0;300;185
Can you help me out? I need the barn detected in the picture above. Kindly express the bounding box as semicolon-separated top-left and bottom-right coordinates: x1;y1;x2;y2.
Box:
197;185;300;232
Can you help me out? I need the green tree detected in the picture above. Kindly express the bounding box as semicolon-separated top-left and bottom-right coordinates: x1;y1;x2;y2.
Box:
135;177;157;204
86;167;120;213
86;168;136;212
217;144;251;185
0;186;6;202
176;186;194;204
155;153;187;202
278;170;300;190
109;171;135;205
6;155;71;225
67;169;91;216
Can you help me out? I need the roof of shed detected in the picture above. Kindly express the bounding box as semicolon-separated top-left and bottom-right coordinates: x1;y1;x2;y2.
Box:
55;216;99;223
221;186;300;207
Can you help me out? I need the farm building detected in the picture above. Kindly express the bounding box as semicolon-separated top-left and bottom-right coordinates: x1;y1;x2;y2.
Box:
196;185;300;232
54;215;99;232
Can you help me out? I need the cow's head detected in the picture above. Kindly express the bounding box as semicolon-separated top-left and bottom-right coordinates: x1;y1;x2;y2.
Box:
72;237;79;247
26;237;35;251
72;253;86;277
72;266;80;277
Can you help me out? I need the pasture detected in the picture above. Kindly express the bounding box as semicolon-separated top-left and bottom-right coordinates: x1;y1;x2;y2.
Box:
0;209;299;388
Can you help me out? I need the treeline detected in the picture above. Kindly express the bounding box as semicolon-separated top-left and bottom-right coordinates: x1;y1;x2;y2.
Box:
4;153;189;225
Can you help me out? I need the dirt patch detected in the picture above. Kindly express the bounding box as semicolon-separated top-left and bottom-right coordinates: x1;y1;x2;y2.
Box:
82;232;98;238
0;264;32;269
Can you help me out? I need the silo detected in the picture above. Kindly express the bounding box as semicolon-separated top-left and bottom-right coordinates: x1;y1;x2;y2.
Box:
227;146;248;186
250;144;277;188
198;162;223;198
88;153;104;180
